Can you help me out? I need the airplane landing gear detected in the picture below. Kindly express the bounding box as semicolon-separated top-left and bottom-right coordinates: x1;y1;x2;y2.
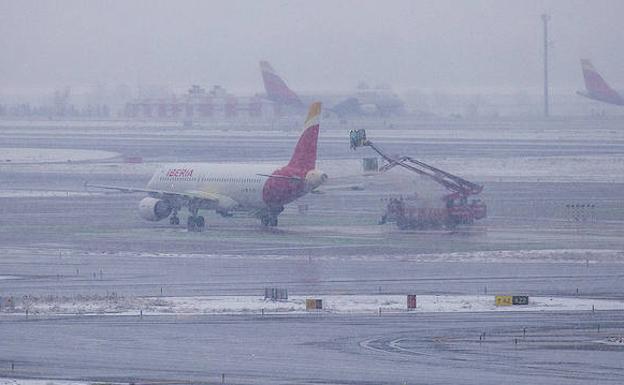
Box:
186;203;205;232
169;211;180;225
260;206;283;227
261;215;278;227
187;215;205;232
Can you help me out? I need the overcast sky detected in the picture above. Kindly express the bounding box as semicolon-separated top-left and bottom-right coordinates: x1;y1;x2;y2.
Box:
1;0;623;94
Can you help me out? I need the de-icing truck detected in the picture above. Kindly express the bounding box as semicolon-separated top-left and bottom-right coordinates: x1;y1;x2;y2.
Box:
350;129;486;229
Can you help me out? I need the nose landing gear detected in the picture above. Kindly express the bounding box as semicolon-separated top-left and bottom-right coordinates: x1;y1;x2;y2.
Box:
169;210;180;225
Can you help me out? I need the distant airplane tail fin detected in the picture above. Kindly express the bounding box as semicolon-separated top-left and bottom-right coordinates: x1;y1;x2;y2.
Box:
580;59;623;104
288;102;321;171
260;60;303;107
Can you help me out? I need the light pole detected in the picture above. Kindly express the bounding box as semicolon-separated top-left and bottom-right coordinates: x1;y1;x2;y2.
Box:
542;13;550;118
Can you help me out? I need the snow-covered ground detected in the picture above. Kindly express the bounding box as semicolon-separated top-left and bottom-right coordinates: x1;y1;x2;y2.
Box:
2;118;624;142
3;153;623;183
51;154;615;184
2;247;622;264
321;155;624;183
0;190;103;198
433;155;624;183
3;293;622;316
0;379;107;385
0;148;119;164
597;336;624;346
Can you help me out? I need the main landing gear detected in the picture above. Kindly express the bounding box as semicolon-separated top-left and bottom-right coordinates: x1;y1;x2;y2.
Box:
260;207;283;227
187;215;205;232
166;204;204;232
261;216;278;227
184;206;205;232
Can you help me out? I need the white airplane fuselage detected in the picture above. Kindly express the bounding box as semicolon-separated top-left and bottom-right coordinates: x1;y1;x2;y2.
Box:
147;163;278;210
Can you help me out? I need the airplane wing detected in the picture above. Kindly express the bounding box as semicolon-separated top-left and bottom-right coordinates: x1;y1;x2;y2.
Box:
309;173;369;194
85;183;221;204
256;173;302;182
85;183;159;194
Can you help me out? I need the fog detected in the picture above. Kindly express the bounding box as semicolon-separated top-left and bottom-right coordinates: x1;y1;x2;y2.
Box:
1;0;623;95
3;2;624;383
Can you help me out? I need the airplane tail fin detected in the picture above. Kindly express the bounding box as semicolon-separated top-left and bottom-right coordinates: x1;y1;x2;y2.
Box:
288;102;321;171
581;59;622;103
260;60;303;107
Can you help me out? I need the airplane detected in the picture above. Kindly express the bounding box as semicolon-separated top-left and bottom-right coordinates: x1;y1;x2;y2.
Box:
260;60;305;109
88;102;327;231
259;60;405;117
577;59;624;106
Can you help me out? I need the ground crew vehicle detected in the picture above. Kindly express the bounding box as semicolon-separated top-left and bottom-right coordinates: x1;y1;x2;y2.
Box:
350;129;486;229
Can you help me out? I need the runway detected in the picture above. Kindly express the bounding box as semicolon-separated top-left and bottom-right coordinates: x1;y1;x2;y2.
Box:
1;312;622;384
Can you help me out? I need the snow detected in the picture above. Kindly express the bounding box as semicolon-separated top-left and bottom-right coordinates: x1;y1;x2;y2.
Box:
597;336;624;346
0;379;105;385
401;249;624;264
2;142;622;184
3;293;622;316
0;148;119;164
2;247;622;264
0;159;158;178
320;155;624;184
0;190;103;198
2;119;624;143
432;155;624;182
157;294;624;314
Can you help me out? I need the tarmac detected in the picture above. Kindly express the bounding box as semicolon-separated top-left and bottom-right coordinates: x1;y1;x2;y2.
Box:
0;116;623;384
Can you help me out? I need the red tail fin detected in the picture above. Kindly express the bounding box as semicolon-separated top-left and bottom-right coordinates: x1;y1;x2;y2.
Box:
260;61;303;107
288;102;321;171
581;59;623;104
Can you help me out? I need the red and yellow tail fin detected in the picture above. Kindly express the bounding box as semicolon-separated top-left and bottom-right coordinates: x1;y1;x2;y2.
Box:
288;102;321;171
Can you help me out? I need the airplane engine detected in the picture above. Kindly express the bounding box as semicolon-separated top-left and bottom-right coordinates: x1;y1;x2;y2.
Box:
304;169;328;192
138;197;172;221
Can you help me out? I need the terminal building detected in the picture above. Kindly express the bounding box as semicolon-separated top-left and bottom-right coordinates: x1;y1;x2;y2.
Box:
124;85;278;121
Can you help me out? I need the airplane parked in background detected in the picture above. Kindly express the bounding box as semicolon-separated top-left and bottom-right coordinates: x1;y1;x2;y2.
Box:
88;102;327;231
260;60;305;109
260;61;405;117
577;59;624;106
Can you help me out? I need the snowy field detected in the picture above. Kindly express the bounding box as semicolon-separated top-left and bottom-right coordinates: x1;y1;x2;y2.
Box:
0;148;119;164
2;117;624;142
2;293;622;316
2;141;624;184
597;336;624;346
0;380;96;385
2;246;623;264
0;380;111;385
3;154;624;184
430;155;624;182
0;190;103;198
